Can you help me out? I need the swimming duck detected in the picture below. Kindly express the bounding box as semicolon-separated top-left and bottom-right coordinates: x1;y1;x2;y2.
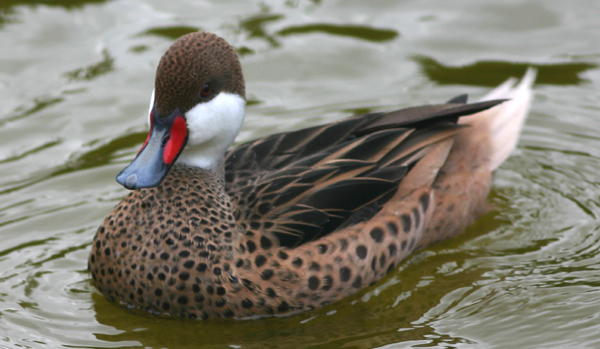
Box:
89;31;536;320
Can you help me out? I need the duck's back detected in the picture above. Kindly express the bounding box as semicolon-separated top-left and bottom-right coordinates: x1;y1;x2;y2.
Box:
224;98;505;249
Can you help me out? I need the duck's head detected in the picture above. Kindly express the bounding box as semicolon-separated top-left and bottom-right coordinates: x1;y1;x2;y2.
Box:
116;32;246;190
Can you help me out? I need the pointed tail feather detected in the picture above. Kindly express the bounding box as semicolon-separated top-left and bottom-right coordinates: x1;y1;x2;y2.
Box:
462;68;537;171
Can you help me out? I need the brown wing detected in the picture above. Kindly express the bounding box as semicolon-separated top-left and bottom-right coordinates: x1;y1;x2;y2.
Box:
224;97;504;248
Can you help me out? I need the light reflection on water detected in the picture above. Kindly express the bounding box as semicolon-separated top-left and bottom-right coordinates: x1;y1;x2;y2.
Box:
1;0;600;348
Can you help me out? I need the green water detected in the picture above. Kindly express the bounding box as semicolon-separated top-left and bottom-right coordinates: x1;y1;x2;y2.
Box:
1;0;600;348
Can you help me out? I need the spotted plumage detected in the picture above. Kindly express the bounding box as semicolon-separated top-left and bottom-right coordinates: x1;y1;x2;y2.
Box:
89;32;536;319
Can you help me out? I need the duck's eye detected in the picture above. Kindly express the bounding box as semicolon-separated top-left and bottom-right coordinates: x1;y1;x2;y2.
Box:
201;83;211;97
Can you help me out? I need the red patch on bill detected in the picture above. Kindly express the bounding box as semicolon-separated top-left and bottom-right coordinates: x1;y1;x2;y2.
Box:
163;116;187;164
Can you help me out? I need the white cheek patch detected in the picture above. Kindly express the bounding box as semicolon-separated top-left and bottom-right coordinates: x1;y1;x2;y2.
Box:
147;89;155;127
176;92;246;169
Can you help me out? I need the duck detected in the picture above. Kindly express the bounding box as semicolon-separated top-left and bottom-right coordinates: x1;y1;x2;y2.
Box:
89;31;536;320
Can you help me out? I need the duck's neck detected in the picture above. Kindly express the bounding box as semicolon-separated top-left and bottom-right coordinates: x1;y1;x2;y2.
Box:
169;160;227;194
175;148;228;172
157;161;237;251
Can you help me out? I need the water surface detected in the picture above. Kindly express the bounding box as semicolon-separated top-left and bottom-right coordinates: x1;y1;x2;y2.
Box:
1;0;600;348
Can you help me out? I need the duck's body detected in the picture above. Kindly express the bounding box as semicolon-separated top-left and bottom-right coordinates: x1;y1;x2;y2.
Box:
89;32;535;319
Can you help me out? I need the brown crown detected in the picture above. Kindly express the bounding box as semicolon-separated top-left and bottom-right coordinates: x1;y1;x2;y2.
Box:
154;32;245;117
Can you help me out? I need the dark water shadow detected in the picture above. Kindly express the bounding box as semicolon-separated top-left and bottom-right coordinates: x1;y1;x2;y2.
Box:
1;0;110;9
240;13;285;49
0;96;64;126
236;10;399;54
414;56;598;86
137;26;201;40
0;0;111;27
52;132;145;178
277;23;399;43
64;49;114;82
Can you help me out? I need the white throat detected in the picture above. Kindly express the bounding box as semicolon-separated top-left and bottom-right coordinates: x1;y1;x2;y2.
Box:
176;92;246;169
